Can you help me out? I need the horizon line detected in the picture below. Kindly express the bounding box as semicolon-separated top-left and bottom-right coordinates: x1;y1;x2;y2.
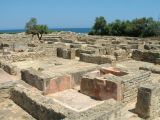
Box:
0;28;91;31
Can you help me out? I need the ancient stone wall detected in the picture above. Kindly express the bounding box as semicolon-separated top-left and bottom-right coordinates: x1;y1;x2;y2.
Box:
0;61;17;75
21;68;72;95
81;69;151;103
132;50;160;64
0;81;16;102
121;71;151;103
135;84;160;119
0;51;47;62
21;68;48;91
81;74;122;101
11;84;126;120
11;84;71;120
76;49;95;57
57;48;75;59
80;53;116;64
114;49;129;61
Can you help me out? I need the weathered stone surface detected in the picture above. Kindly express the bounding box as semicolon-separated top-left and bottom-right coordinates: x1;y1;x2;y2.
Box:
80;53;116;64
135;84;160;119
81;67;151;103
0;99;36;120
11;84;126;120
11;84;68;120
44;74;72;95
139;66;160;74
57;48;75;59
81;74;122;101
132;50;160;64
21;68;72;95
0;81;16;102
0;61;17;75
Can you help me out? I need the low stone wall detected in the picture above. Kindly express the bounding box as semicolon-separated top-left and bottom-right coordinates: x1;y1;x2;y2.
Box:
0;81;16;102
57;48;75;59
21;68;72;95
139;66;160;74
114;49;129;61
10;84;72;120
80;53;116;64
67;65;98;86
121;70;151;103
135;84;160;119
0;51;46;62
0;61;17;75
132;50;160;64
76;49;95;57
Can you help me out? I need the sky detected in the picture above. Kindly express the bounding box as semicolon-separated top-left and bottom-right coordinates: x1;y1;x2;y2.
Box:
0;0;160;29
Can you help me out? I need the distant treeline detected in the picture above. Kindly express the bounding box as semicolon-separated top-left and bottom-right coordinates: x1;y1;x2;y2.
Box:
89;16;160;37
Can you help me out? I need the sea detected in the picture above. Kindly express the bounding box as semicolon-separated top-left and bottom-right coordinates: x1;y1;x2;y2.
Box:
0;28;91;34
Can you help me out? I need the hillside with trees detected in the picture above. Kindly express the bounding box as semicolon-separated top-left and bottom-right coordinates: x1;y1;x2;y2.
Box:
89;16;160;37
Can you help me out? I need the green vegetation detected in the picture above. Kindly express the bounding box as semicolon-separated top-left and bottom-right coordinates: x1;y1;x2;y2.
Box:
89;16;160;37
25;18;49;42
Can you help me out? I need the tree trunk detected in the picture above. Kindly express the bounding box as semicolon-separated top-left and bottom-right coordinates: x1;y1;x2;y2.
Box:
37;34;43;43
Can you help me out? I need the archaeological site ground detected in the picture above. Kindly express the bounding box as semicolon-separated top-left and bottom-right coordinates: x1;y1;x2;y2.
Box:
0;32;160;120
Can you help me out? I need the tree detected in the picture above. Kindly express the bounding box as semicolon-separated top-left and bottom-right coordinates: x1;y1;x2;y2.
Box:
36;25;49;40
89;16;160;37
25;18;49;42
89;16;107;35
25;18;38;36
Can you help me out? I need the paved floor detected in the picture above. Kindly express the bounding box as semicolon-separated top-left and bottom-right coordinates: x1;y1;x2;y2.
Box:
47;89;105;112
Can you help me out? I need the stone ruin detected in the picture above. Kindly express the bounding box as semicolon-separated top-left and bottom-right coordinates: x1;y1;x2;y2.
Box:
0;32;160;120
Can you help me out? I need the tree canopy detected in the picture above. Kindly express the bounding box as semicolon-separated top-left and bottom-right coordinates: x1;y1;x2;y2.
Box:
89;17;160;37
25;18;49;42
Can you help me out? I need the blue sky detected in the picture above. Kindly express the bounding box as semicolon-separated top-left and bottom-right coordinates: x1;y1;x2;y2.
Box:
0;0;160;29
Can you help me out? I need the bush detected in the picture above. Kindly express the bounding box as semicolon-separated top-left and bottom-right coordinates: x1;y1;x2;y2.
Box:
89;17;160;37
